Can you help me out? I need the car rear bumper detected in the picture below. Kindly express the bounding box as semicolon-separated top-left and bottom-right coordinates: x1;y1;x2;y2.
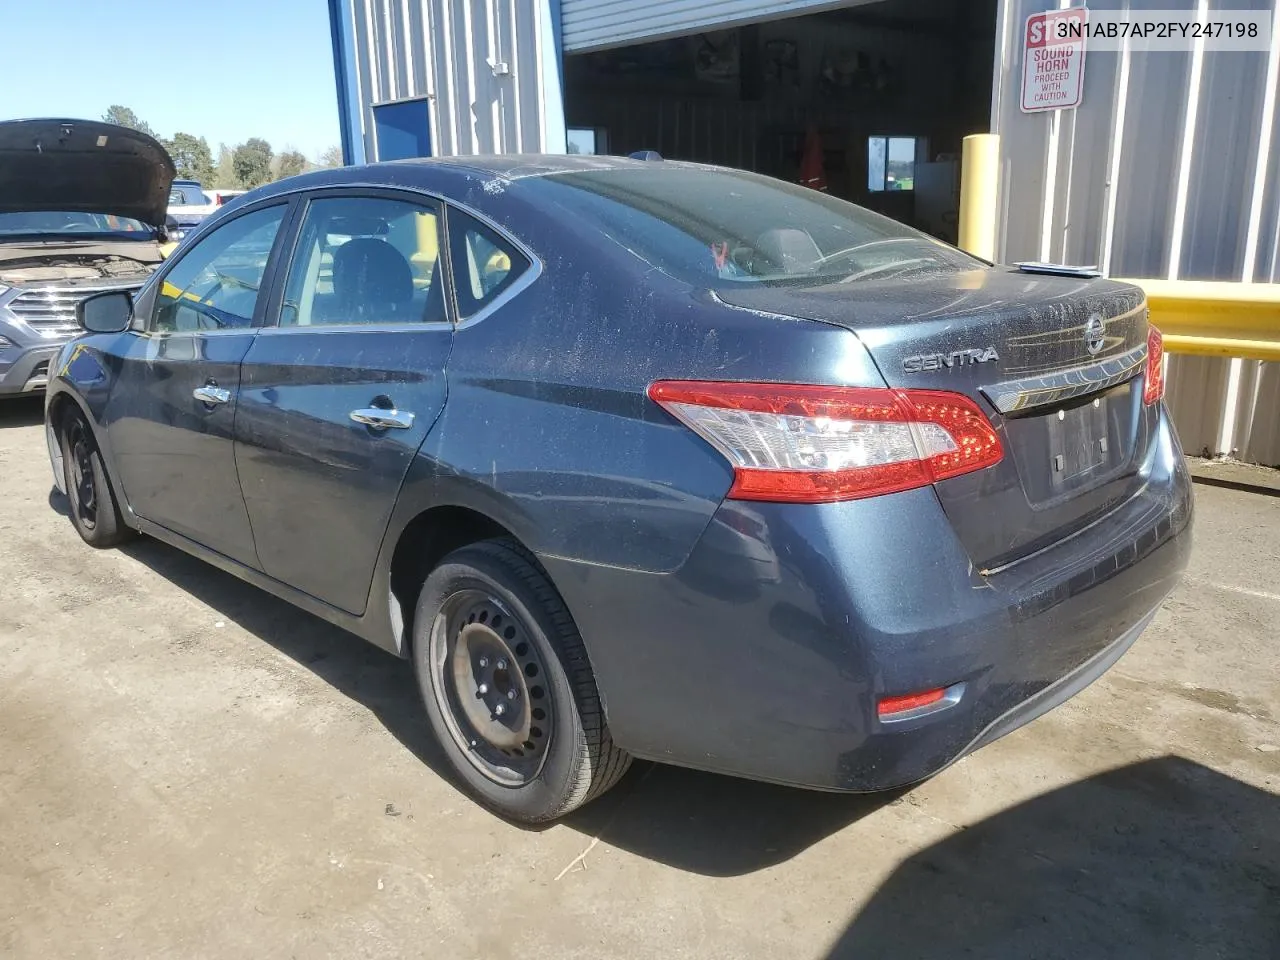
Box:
544;407;1193;791
0;342;60;395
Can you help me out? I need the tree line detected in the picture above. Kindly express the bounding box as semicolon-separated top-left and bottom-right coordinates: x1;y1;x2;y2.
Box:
102;105;342;190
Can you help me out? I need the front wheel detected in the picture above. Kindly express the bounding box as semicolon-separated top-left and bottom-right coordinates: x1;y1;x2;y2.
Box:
413;538;632;822
60;411;133;548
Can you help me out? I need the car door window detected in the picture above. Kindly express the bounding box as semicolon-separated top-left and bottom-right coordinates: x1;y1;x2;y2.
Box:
447;209;531;320
279;195;447;327
152;205;285;333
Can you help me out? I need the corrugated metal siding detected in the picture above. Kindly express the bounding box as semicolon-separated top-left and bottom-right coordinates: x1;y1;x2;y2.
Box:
560;0;874;52
994;0;1280;464
338;0;565;160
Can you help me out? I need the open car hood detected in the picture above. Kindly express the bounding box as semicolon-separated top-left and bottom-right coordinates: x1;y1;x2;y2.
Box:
0;119;175;227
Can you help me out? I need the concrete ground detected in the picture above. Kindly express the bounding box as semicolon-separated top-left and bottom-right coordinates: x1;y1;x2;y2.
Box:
1;395;1277;960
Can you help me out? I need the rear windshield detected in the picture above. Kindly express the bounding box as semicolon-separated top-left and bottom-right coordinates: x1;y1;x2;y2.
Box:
170;185;207;205
0;211;151;236
537;167;976;285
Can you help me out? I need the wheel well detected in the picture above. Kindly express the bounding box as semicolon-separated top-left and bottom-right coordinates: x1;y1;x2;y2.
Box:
46;392;73;431
389;505;516;652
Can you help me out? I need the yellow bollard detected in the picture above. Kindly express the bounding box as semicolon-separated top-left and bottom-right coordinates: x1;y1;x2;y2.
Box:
958;134;1000;262
415;210;438;262
410;210;441;287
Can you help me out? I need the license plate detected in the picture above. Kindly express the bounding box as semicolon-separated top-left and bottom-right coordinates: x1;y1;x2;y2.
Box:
1047;396;1112;488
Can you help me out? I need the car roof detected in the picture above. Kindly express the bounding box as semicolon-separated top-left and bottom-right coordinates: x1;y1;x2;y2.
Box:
236;154;734;213
396;153;680;180
285;153;701;186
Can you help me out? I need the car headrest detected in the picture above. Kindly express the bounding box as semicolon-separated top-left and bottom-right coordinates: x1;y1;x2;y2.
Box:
331;237;413;317
755;228;823;275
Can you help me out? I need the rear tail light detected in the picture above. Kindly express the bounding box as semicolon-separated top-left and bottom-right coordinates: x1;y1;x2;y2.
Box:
1143;325;1165;405
648;381;1004;503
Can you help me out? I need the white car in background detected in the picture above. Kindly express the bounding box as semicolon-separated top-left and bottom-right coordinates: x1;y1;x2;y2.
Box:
167;179;213;217
165;184;251;242
166;179;214;240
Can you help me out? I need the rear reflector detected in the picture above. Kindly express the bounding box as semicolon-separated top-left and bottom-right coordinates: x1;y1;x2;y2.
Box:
1143;326;1165;405
648;381;1004;503
878;688;946;717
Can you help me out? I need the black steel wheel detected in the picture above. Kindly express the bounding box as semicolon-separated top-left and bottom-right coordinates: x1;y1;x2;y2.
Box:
59;410;132;548
429;590;552;785
413;538;631;822
65;416;99;532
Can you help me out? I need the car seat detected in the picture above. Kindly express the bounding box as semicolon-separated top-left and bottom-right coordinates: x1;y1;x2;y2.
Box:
330;237;414;322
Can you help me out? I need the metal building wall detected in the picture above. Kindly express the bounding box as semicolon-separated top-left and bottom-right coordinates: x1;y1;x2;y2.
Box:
560;0;877;52
332;0;566;162
993;0;1280;463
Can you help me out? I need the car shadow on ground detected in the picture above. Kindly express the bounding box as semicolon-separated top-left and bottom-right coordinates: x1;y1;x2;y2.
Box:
119;533;891;876
111;533;1280;929
826;755;1280;959
0;396;45;427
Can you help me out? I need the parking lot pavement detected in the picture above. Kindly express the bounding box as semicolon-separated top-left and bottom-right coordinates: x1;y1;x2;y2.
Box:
1;394;1277;960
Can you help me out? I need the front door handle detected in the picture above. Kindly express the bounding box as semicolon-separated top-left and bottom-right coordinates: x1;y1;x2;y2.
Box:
350;407;416;430
193;384;231;405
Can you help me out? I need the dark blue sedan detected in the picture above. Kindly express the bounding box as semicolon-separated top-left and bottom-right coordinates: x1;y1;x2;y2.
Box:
45;156;1192;822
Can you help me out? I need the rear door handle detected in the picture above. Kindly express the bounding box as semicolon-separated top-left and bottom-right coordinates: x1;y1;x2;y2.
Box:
193;385;231;405
350;408;416;430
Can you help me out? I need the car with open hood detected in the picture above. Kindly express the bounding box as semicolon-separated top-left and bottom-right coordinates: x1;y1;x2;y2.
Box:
0;118;173;397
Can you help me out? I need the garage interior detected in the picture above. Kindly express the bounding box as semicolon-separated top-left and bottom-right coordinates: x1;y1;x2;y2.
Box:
563;0;997;244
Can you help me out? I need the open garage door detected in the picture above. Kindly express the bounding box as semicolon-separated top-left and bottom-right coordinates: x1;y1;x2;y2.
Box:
562;0;997;244
561;0;880;53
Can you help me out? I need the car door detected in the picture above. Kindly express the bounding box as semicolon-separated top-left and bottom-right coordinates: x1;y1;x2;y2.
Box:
233;190;469;614
104;201;293;566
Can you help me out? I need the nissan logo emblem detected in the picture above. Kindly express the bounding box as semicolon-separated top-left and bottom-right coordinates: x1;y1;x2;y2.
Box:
1084;314;1106;356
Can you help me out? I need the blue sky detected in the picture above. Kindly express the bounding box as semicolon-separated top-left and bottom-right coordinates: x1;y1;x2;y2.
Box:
2;0;340;159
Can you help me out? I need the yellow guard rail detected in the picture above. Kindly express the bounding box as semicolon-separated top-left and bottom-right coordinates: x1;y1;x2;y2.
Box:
956;134;1280;363
1114;279;1280;363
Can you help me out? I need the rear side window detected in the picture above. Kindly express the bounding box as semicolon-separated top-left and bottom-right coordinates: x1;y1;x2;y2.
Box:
279;195;446;327
447;209;530;320
536;167;975;286
152;205;285;332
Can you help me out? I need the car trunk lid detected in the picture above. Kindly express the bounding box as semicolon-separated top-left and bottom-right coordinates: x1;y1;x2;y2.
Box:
713;268;1154;568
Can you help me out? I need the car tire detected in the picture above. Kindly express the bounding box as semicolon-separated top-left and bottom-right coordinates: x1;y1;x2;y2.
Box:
413;537;632;822
60;410;133;548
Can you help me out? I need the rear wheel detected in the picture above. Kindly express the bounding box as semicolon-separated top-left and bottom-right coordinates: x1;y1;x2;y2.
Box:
413;538;631;822
60;411;133;548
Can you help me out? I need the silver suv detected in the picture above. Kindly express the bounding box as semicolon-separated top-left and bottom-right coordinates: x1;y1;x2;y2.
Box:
0;119;174;397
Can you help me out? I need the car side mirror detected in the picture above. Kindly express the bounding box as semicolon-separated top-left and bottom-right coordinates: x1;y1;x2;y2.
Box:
78;290;133;334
